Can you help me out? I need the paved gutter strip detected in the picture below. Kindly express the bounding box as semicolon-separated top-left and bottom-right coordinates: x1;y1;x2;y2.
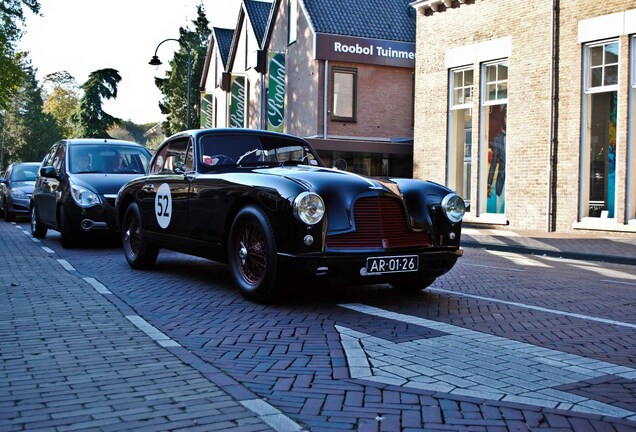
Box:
240;399;305;432
429;287;636;330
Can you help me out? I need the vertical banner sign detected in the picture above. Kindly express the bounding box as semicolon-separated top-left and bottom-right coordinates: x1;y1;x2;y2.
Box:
267;52;286;132
229;76;246;128
200;94;214;128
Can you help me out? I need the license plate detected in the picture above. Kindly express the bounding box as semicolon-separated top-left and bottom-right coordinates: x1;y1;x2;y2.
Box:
365;255;419;275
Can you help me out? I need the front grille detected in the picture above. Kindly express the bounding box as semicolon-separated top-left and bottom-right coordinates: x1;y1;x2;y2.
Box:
326;196;431;250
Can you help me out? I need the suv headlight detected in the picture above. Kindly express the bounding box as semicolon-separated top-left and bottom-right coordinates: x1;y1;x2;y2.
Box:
70;184;101;208
8;188;26;199
441;193;465;223
293;192;325;225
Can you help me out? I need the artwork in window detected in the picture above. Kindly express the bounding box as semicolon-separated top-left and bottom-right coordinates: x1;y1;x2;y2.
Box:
486;104;506;214
588;91;617;217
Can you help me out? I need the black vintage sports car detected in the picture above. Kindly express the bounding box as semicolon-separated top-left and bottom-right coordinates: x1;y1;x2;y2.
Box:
116;129;465;302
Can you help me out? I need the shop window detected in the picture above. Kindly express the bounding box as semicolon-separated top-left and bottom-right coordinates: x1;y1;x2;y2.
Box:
581;40;619;219
448;67;473;212
288;0;297;45
332;68;357;122
481;61;508;215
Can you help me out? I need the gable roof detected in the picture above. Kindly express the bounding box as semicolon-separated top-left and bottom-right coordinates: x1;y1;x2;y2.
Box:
302;0;416;43
214;27;235;66
244;0;273;46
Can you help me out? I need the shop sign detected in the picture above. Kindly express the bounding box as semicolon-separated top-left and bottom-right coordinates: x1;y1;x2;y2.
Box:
200;93;214;128
229;76;246;128
315;34;415;68
267;53;286;132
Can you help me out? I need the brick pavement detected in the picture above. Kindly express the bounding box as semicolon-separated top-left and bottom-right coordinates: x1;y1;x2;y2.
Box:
3;219;636;431
0;222;280;431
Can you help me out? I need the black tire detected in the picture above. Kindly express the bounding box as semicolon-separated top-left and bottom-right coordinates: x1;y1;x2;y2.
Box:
389;278;436;292
228;205;278;303
31;205;47;238
59;205;78;249
122;202;159;269
4;207;15;222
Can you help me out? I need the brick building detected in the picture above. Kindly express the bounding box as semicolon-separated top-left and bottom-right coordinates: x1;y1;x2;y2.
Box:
411;0;636;233
200;27;234;129
200;0;418;177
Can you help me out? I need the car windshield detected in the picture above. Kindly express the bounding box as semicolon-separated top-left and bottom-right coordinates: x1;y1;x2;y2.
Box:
198;134;322;172
10;164;39;182
69;144;151;174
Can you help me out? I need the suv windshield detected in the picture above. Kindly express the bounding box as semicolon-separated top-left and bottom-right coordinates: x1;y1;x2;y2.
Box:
69;145;151;174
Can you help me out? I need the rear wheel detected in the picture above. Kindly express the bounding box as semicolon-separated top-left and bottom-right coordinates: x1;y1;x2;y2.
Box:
389;278;436;292
122;202;159;269
31;205;47;238
228;205;278;303
59;206;78;249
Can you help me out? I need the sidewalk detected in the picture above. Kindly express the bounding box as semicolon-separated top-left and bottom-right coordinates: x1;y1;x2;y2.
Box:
0;222;287;432
462;225;636;265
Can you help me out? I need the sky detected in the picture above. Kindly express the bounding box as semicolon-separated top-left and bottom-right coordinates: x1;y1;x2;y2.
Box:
19;0;242;125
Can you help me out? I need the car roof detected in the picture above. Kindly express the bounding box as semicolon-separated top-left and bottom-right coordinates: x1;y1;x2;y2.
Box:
63;139;145;147
167;128;309;143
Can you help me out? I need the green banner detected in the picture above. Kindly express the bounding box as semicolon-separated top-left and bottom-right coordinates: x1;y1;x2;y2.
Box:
267;53;285;132
229;76;246;128
200;93;214;128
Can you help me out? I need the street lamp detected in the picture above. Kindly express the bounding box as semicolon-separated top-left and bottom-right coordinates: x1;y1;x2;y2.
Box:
149;38;192;130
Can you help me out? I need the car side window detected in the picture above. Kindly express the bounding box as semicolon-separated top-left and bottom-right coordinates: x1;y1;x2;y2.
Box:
150;139;190;174
43;144;58;168
52;144;65;171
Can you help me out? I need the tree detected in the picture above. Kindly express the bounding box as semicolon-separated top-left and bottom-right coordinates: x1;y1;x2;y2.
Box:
71;68;121;138
155;4;211;136
42;71;80;138
1;62;61;168
0;0;40;110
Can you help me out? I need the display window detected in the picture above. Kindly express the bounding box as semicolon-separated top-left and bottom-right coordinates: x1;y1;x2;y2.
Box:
448;67;473;211
332;68;357;122
480;61;508;215
581;40;619;219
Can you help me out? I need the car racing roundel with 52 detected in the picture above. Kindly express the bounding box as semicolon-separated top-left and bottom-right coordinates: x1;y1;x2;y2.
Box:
155;183;172;228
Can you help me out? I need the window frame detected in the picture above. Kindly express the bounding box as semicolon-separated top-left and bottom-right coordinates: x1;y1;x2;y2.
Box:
579;39;620;220
628;36;636;222
331;67;357;123
288;0;297;45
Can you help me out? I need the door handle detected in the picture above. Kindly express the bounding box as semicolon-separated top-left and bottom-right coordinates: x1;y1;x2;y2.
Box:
141;184;155;192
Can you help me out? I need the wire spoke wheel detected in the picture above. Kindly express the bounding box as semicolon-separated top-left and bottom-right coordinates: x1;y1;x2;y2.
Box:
122;202;158;269
124;213;141;259
237;222;267;285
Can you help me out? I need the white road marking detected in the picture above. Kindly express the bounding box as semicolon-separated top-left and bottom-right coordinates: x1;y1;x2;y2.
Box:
41;247;55;254
56;259;75;271
240;399;304;431
601;279;636;287
429;288;636;330
126;315;180;347
460;262;524;272
83;277;111;294
338;303;636;420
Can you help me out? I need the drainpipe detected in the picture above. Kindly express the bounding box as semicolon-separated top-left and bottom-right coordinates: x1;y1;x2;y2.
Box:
546;0;560;232
324;60;329;139
260;71;264;130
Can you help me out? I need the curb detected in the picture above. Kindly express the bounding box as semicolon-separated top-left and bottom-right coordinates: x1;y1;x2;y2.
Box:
461;240;636;266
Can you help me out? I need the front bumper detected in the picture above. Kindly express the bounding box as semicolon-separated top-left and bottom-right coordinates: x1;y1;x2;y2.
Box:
65;201;117;232
278;247;463;284
6;196;31;215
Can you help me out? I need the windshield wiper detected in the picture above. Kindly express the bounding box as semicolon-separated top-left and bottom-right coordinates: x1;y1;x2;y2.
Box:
74;170;103;174
236;148;263;165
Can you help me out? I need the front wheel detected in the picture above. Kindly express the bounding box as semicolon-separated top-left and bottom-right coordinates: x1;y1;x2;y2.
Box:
31;205;47;238
122;202;159;269
228;205;278;303
4;207;15;222
389;278;436;292
59;206;78;248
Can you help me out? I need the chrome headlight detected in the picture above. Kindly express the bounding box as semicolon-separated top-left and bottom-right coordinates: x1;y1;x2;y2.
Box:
441;193;465;223
293;192;325;225
8;188;26;199
70;184;101;208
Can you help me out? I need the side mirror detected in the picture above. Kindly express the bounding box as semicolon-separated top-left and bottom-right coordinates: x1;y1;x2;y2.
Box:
40;166;57;179
0;177;6;184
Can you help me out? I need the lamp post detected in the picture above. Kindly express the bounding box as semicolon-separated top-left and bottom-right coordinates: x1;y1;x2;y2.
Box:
149;38;192;130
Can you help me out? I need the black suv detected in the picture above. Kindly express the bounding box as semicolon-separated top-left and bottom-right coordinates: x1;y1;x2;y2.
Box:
31;139;151;248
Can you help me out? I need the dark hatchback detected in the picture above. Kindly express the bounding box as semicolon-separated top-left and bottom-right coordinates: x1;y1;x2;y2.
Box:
0;162;41;221
31;139;151;248
116;128;465;302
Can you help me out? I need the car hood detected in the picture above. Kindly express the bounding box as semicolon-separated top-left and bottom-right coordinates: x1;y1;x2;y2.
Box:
9;181;35;193
71;173;145;195
254;166;410;234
